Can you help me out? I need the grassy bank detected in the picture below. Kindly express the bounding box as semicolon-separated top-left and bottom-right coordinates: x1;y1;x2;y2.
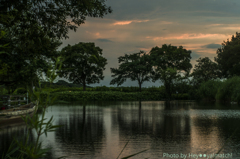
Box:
39;91;189;101
0;85;192;102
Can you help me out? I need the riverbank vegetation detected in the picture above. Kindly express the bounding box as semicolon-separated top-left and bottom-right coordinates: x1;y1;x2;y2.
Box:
1;0;240;158
3;76;240;103
1;1;240;103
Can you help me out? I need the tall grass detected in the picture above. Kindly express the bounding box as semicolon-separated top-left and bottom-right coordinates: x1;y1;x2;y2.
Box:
0;86;8;95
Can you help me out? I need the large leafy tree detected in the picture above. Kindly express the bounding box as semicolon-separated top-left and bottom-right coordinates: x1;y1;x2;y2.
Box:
58;42;107;91
0;0;112;93
215;32;240;78
149;44;192;100
191;57;220;86
0;0;112;40
110;51;153;92
0;26;62;94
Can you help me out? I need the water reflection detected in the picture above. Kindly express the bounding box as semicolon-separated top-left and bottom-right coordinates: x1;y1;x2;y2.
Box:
55;104;105;158
1;101;240;158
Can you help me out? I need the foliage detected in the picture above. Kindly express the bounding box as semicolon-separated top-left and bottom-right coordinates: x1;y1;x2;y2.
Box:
191;57;220;86
0;0;112;40
172;93;189;100
58;42;107;91
150;44;192;100
197;80;222;100
40;85;167;93
0;13;62;94
53;90;166;101
0;85;8;95
174;80;192;94
2;56;64;159
12;87;28;95
0;30;9;54
116;140;148;159
110;51;153;92
215;32;240;78
0;0;112;93
216;76;240;102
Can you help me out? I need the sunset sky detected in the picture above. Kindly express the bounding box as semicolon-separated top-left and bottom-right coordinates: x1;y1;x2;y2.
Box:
58;0;240;87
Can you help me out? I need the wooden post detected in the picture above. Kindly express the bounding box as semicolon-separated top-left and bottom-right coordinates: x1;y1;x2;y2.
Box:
8;96;11;108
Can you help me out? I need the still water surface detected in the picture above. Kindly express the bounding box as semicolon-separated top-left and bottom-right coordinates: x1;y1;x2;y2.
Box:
1;101;240;159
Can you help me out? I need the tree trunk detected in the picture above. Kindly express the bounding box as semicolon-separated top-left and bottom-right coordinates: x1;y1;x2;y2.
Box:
138;82;142;92
165;83;172;101
83;80;86;91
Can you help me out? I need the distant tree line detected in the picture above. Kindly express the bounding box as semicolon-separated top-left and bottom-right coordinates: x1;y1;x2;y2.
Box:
0;0;240;101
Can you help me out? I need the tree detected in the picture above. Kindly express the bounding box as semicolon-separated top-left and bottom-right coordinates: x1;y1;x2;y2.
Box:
0;0;112;40
0;0;112;93
149;44;192;100
191;57;220;86
215;32;240;78
0;12;61;94
0;27;62;94
57;42;107;91
110;51;153;92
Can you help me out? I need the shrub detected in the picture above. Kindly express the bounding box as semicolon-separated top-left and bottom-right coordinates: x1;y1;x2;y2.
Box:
216;76;240;102
198;79;222;100
52;91;166;101
13;87;27;94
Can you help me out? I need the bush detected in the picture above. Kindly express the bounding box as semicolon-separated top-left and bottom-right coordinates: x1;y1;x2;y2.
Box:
172;93;189;100
12;87;28;95
216;76;240;102
198;80;222;100
52;91;166;101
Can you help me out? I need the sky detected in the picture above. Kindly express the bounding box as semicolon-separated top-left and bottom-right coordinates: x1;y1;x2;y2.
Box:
56;0;240;87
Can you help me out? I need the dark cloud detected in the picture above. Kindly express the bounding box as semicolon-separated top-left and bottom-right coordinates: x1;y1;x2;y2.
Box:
96;38;113;42
191;51;201;60
105;0;240;22
202;43;221;49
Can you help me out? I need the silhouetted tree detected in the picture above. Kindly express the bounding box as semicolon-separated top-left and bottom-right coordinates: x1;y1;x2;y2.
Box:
110;51;153;92
215;32;240;78
150;44;192;100
58;42;107;91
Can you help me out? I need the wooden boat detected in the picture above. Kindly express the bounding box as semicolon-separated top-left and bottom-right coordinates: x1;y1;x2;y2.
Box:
0;101;38;128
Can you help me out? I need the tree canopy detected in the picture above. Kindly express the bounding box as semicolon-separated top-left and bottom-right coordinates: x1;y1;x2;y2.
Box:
191;57;220;85
0;26;62;93
0;0;112;40
0;1;112;93
149;44;192;100
110;51;153;92
215;32;240;78
57;42;107;91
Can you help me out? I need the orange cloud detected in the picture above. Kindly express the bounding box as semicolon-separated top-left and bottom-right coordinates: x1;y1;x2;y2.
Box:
134;20;149;23
146;33;229;41
160;21;173;24
113;21;132;25
165;33;225;40
207;24;223;26
113;20;149;25
85;31;101;38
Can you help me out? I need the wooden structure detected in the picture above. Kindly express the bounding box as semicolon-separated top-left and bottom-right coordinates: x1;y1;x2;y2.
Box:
0;100;38;128
0;95;28;110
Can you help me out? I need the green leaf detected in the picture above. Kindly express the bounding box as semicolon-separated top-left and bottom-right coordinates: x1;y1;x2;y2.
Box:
121;149;149;159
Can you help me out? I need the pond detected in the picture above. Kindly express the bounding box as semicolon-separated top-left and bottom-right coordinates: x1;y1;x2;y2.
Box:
1;100;240;159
